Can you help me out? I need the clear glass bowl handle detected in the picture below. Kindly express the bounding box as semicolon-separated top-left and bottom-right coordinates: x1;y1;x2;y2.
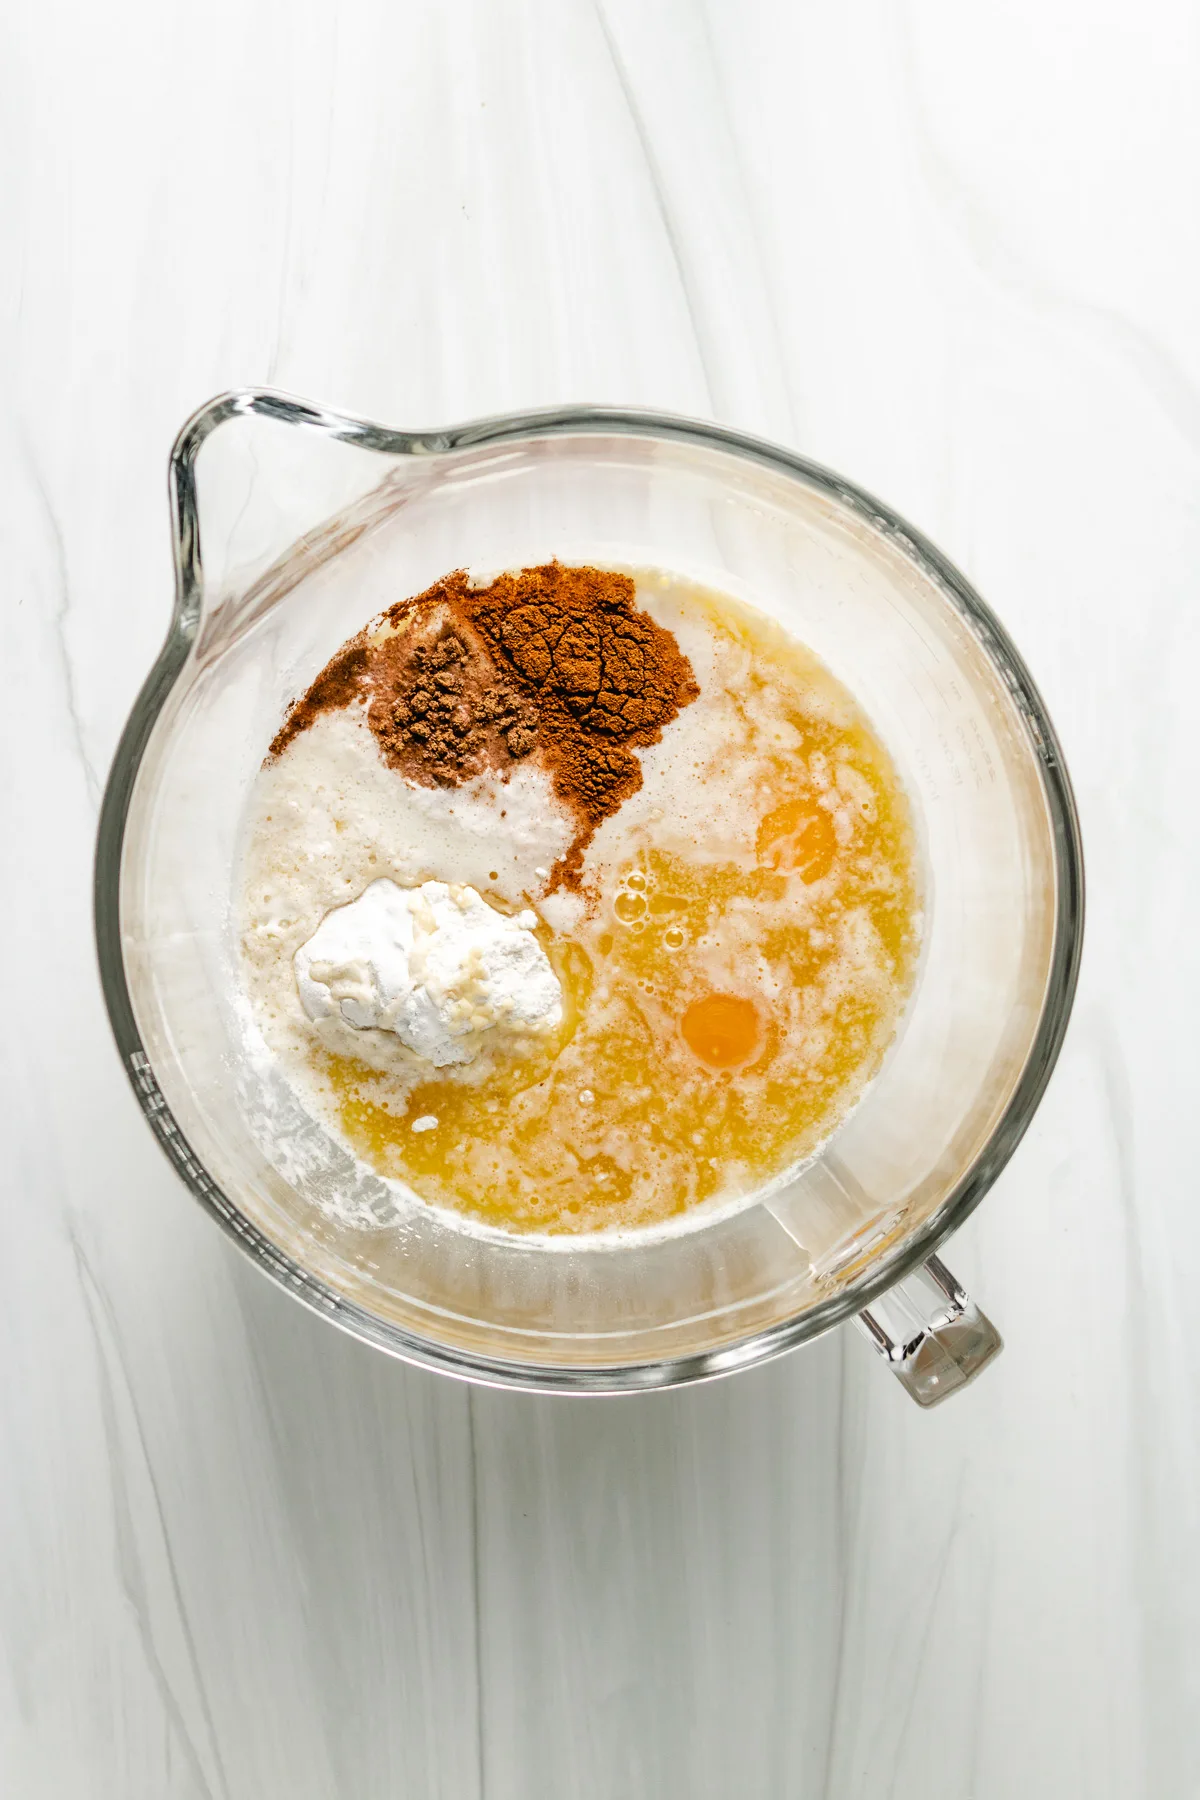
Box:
856;1255;1002;1406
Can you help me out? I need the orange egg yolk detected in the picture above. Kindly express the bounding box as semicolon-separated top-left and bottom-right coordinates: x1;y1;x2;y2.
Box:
681;993;761;1069
756;796;837;881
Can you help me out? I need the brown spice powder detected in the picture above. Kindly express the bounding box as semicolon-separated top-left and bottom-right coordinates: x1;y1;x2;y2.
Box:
366;606;539;789
453;564;700;887
269;562;700;891
268;637;370;760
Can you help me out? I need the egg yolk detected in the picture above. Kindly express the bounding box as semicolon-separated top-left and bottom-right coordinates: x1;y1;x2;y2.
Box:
756;796;837;881
681;993;761;1068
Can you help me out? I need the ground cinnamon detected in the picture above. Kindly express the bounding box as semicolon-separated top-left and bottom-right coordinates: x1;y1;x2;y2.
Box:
366;606;539;789
452;564;699;887
269;562;700;891
268;638;370;759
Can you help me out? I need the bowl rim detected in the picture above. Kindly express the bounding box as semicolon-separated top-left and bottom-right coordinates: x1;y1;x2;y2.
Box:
93;387;1085;1393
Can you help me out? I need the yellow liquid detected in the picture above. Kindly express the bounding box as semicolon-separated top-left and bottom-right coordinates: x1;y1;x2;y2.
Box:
322;590;921;1235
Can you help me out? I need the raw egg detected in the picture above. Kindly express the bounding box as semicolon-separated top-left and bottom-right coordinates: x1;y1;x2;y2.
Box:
681;993;762;1069
757;795;837;881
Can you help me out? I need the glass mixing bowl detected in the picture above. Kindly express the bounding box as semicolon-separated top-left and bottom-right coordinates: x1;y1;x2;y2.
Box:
95;392;1083;1406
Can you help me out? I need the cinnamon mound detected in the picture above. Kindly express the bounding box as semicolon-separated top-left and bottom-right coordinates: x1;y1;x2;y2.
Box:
269;562;700;891
366;603;539;789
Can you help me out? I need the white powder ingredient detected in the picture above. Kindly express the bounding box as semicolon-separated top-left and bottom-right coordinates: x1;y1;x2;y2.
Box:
295;878;562;1068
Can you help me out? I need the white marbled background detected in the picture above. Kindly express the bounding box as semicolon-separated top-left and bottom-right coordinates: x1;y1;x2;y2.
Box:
3;1;1198;1794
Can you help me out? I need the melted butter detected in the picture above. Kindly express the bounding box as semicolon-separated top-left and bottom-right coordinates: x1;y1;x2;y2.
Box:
321;587;921;1235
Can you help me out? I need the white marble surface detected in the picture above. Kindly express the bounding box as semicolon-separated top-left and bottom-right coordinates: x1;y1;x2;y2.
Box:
2;1;1197;1793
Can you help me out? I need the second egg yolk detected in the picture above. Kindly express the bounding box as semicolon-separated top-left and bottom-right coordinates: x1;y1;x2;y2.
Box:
681;993;762;1069
756;796;837;881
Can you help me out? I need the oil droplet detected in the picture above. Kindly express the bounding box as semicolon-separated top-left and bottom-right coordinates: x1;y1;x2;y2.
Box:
626;870;647;892
664;926;686;951
614;890;647;923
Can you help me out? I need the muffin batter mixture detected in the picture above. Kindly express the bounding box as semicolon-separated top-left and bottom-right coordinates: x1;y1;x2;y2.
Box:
238;563;921;1234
